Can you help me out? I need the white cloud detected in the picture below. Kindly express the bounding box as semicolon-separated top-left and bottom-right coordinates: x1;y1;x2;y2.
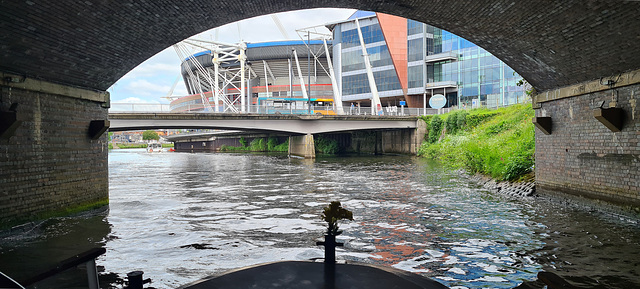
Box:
173;83;189;96
193;8;355;44
128;62;178;77
119;97;148;103
124;79;173;96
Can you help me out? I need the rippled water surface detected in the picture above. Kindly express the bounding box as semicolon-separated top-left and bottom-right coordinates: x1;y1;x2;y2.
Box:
1;149;639;289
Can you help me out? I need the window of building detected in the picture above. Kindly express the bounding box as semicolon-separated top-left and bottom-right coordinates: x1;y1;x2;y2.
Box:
408;65;423;88
342;69;401;96
340;23;385;49
341;45;393;72
408;38;423;62
407;19;423;35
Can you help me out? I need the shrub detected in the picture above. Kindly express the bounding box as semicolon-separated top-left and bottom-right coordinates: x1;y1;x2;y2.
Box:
221;137;288;152
315;136;341;155
267;137;279;151
466;111;499;128
273;139;289;152
445;111;459;134
456;111;468;130
428;115;444;143
249;138;267;151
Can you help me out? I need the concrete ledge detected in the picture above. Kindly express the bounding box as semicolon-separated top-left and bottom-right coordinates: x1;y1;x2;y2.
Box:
537;182;640;216
0;71;109;104
534;68;640;104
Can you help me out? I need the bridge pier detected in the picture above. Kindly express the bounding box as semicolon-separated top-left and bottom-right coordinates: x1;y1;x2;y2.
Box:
289;134;316;158
533;69;640;211
0;74;110;228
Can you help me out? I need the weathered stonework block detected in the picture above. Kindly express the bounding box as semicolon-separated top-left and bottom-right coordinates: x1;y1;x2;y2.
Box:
535;83;640;210
0;86;109;227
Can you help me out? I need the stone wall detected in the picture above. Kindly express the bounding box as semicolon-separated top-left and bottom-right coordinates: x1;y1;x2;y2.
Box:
0;85;109;227
535;83;640;210
348;124;425;155
349;131;382;154
174;135;289;152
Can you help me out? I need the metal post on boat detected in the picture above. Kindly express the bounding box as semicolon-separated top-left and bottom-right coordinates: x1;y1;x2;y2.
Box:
126;271;144;289
316;235;343;264
86;258;99;289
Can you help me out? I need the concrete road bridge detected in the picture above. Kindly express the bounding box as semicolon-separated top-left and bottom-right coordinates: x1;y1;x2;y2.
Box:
1;1;640;226
108;113;419;135
108;112;424;158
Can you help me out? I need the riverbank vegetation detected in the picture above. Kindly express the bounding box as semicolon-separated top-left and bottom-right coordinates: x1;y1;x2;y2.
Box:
108;143;173;149
418;103;535;181
220;136;289;152
114;143;147;149
315;136;342;155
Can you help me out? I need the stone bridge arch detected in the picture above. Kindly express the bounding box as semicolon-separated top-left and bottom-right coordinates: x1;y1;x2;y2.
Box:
2;0;640;226
1;1;639;93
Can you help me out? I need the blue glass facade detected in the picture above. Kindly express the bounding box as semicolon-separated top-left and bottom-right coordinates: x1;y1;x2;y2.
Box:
341;45;393;72
342;69;402;96
340;24;385;49
333;12;525;108
429;28;524;106
336;17;402;100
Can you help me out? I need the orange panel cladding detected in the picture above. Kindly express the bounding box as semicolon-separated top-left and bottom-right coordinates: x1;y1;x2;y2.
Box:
376;12;408;98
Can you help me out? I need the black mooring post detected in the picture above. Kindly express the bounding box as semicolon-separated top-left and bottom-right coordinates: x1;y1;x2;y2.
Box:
316;235;343;264
317;235;342;289
127;271;144;289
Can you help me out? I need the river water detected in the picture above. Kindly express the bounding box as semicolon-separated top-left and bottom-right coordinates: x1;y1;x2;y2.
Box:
1;149;639;289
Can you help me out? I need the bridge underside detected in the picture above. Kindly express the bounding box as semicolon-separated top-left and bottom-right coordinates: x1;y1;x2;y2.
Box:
107;114;418;135
1;1;639;93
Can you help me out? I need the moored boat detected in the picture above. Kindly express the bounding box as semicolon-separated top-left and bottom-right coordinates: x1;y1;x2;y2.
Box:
146;143;163;152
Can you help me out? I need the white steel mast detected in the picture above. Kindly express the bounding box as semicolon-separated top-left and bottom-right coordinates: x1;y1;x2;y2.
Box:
292;49;309;100
323;38;344;115
239;42;247;113
355;18;382;115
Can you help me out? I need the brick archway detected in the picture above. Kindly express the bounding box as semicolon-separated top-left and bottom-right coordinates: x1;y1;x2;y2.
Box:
1;1;639;93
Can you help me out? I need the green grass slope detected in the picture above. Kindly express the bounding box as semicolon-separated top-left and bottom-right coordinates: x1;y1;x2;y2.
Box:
418;103;535;181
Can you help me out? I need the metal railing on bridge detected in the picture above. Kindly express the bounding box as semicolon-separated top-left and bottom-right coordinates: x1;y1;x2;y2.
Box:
109;103;452;116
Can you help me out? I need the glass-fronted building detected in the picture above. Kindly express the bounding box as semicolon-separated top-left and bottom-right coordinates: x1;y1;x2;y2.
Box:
329;11;525;109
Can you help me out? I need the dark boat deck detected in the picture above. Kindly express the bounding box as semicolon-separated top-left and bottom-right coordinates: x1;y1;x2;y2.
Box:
178;260;449;289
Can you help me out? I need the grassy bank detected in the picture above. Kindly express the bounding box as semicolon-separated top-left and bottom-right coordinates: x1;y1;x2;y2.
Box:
115;143;147;149
418;103;535;181
108;143;174;150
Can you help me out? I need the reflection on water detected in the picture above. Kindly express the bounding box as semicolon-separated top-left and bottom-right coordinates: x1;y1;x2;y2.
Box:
0;209;111;288
1;149;639;289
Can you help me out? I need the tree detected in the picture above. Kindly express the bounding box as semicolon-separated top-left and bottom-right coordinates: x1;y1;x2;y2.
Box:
142;130;159;141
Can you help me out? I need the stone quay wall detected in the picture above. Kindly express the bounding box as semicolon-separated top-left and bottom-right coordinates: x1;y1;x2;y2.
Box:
0;83;109;228
534;81;640;211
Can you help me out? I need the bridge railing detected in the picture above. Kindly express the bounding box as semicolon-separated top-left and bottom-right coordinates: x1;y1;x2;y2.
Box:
109;103;172;113
109;103;452;116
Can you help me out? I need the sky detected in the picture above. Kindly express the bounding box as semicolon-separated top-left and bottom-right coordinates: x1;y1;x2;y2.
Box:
108;8;356;104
